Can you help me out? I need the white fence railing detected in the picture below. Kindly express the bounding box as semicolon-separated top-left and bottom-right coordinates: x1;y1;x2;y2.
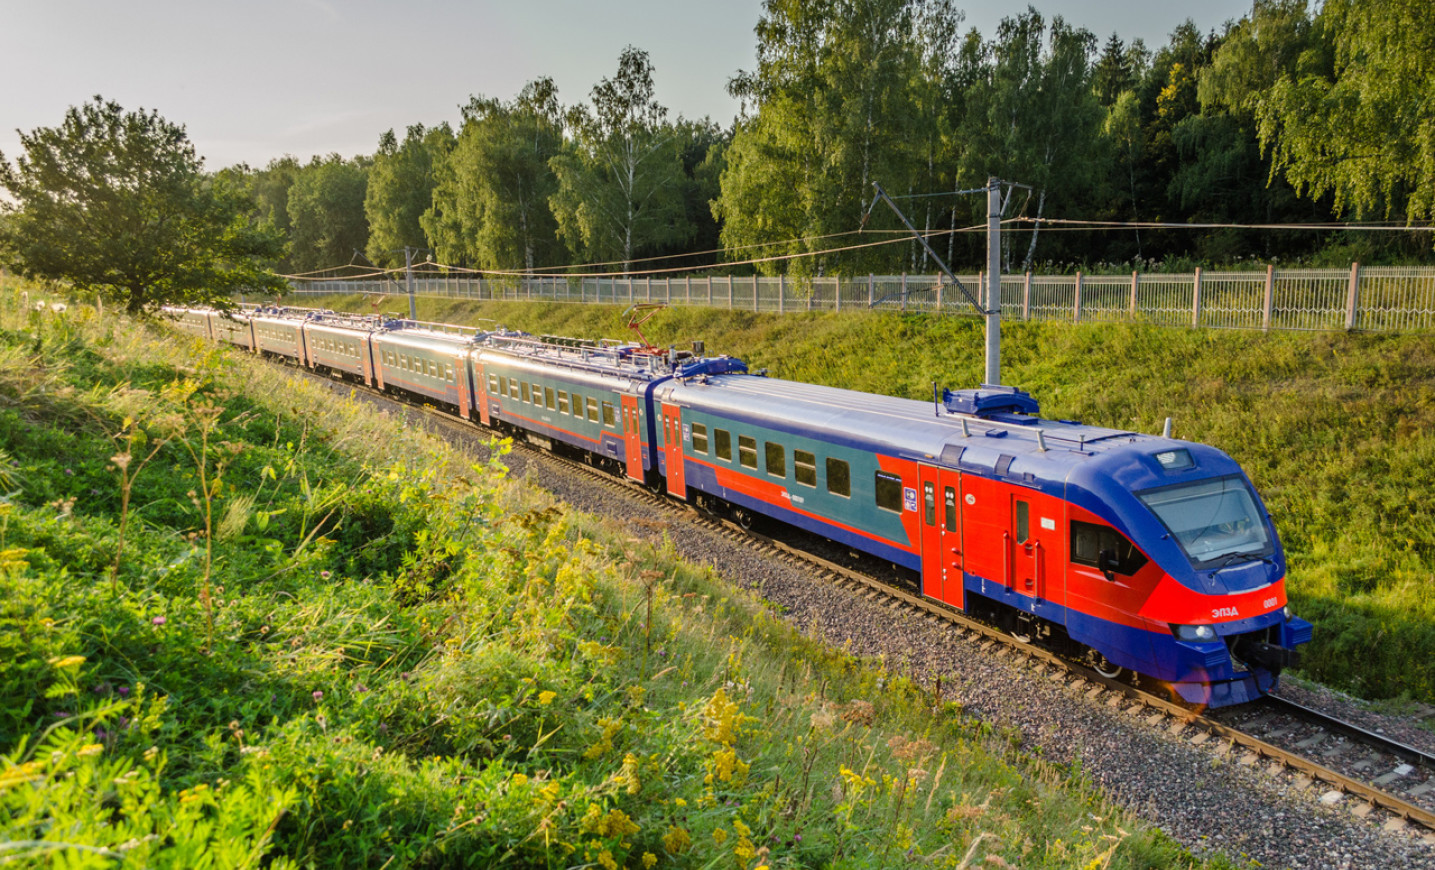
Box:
284;264;1435;332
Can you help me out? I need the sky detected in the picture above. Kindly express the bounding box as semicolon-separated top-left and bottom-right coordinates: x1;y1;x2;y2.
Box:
1;0;1257;172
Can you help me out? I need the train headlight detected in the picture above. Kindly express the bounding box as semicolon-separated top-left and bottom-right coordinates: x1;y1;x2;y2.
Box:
1174;624;1217;641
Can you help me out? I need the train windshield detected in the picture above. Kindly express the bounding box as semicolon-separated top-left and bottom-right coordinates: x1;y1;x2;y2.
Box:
1137;475;1272;568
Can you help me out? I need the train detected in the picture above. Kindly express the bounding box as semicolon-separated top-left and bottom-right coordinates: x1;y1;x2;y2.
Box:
166;303;1313;708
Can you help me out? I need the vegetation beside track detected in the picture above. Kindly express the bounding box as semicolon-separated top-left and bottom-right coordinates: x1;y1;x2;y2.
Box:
0;288;1219;867
289;292;1435;706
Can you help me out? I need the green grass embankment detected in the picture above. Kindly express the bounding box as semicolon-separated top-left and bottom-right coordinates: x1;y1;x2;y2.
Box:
0;292;1216;867
293;293;1435;706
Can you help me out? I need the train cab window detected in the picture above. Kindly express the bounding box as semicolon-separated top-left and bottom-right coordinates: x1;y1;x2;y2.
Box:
794;450;816;487
1070;520;1149;576
765;442;785;478
875;471;903;513
488;374;499;394
692;423;709;454
944;487;957;532
521;382;532;403
558;391;570;414
924;482;936;526
602;402;616;428
1015;500;1030;544
738;435;758;469
545;387;556;410
586;397;599;423
714;429;732;462
827;458;850;497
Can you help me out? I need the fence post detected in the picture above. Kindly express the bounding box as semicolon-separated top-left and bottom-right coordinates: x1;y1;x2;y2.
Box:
1073;272;1083;323
779;275;786;314
901;273;908;312
1129;271;1139;319
868;274;875;307
1022;272;1032;320
1345;261;1361;330
1192;267;1203;328
1262;264;1275;331
935;277;942;312
753;275;759;312
978;272;984;309
835;276;841;312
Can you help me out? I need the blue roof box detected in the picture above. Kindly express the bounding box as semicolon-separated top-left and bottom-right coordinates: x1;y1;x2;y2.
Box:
943;385;1040;418
676;356;748;379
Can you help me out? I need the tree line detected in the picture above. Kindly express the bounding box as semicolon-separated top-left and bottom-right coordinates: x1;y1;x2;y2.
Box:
2;0;1432;313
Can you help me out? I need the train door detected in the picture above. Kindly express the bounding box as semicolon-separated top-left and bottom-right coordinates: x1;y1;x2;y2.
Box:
622;395;644;481
360;338;374;387
1011;494;1056;601
661;403;685;497
299;325;313;368
455;355;472;420
474;360;491;425
918;466;965;608
373;340;387;390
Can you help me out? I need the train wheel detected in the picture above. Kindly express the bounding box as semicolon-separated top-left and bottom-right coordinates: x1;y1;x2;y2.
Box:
1009;612;1036;644
1087;650;1123;680
732;506;755;531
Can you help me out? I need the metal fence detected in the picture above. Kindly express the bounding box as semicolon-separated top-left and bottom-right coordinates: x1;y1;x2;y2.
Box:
286;264;1435;332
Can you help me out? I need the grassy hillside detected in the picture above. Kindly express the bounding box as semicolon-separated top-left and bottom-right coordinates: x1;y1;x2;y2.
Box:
293;293;1435;704
0;291;1214;867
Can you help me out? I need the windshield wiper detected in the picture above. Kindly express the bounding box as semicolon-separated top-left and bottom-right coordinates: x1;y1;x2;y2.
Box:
1211;552;1274;572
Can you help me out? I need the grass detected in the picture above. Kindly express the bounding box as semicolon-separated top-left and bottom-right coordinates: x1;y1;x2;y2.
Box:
288;292;1435;705
0;287;1235;867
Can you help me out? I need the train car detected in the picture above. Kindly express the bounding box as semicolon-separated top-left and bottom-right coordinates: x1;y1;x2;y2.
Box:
167;307;214;340
302;313;381;385
209;308;257;351
250;308;305;361
372;322;482;415
474;335;745;485
655;375;1311;708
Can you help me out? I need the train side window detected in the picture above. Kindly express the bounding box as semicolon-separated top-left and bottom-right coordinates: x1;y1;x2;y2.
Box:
1016;500;1030;544
827;458;850;497
692;423;709;454
794;450;816;487
487;374;499;393
545;387;556;410
944;487;957;532
714;429;732;461
875;471;903;513
765;442;785;478
510;379;520;399
532;382;543;402
445;364;455;382
586;397;599;423
1070;520;1149;576
738;435;757;469
521;382;531;403
602;402;616;428
558;391;569;414
924;482;936;526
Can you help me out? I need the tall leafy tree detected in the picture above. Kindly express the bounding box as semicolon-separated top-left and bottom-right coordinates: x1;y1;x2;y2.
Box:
286;155;370;273
1255;0;1435;222
365;123;454;267
0;97;284;313
425;80;566;271
549;48;691;272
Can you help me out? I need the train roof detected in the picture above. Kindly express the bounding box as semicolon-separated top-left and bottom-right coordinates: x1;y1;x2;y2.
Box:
478;332;748;386
665;373;1242;492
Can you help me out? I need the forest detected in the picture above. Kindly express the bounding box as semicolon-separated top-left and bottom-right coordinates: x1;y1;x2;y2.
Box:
221;0;1435;279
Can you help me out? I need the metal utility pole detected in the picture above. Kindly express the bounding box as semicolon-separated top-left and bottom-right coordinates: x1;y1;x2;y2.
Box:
868;179;1017;387
404;246;417;320
985;177;1002;387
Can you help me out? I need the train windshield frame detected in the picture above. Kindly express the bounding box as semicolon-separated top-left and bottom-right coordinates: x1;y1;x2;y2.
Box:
1136;474;1273;569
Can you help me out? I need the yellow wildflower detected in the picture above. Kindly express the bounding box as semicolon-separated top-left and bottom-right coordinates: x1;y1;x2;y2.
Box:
76;743;104;757
48;655;86;669
597;850;618;870
712;828;728;846
511;773;528;787
538;690;557;706
642;853;658;868
662;826;692;854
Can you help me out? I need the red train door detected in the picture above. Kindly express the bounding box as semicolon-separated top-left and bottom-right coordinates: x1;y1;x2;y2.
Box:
474;361;491;425
919;466;965;608
373;341;386;390
622;395;644;481
1011;494;1054;601
455;355;471;420
961;474;1010;589
662;403;685;497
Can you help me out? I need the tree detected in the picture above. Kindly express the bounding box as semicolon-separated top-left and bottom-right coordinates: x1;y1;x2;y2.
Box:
549;47;691;272
1255;0;1435;221
425;80;566;271
1093;33;1134;107
364;123;454;267
0;97;284;313
285;154;370;273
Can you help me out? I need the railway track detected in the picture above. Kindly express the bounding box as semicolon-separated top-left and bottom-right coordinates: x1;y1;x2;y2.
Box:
324;370;1435;844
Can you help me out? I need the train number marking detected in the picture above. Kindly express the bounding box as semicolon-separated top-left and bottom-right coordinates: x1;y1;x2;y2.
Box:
1211;606;1239;619
1263;597;1278;609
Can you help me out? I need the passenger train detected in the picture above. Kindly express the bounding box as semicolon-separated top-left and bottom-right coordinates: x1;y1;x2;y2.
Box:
167;303;1313;708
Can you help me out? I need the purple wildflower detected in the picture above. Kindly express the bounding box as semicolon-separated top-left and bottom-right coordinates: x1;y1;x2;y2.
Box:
118;686;130;697
151;616;166;626
312;690;323;702
320;570;331;580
